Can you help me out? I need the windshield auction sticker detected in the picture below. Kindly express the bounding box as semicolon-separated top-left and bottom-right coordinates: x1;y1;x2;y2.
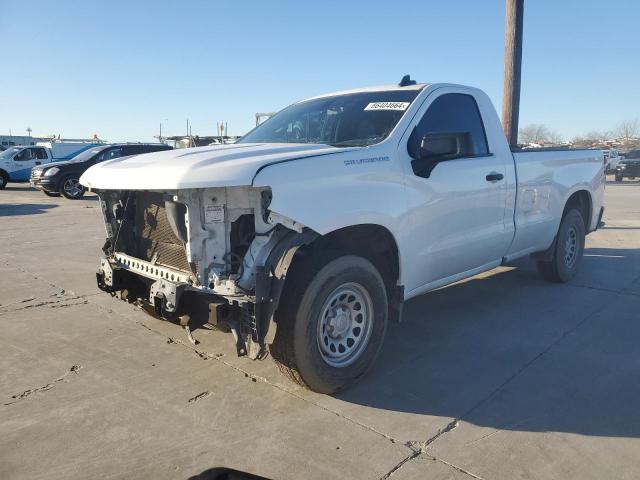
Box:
364;102;410;111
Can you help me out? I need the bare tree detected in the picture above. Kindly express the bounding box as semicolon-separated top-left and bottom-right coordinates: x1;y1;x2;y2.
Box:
519;124;550;144
615;119;639;140
548;130;564;145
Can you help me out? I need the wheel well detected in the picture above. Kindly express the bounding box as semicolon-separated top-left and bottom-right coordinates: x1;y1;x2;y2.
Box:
564;190;592;229
308;224;400;290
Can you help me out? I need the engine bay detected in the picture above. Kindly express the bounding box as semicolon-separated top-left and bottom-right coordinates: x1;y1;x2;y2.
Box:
95;186;315;358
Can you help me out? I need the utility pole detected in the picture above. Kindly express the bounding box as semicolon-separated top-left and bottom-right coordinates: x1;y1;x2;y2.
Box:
501;0;524;147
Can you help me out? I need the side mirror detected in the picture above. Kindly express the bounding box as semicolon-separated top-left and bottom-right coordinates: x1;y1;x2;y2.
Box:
411;132;471;177
420;133;466;160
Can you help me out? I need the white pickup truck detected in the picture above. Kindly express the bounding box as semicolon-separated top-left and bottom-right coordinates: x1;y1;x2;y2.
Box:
0;142;101;189
81;78;605;393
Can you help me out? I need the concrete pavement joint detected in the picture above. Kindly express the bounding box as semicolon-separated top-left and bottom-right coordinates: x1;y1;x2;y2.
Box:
568;281;640;298
187;391;212;404
4;365;82;406
429;455;487;480
0;293;88;315
379;450;421;479
2;260;65;291
407;419;459;453
380;419;459;479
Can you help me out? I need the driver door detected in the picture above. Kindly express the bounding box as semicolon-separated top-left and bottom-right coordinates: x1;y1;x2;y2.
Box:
12;148;39;181
400;89;512;294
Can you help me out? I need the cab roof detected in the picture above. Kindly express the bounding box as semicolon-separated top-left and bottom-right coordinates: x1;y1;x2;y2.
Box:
300;82;429;103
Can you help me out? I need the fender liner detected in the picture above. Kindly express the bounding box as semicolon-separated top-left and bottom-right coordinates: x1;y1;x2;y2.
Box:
254;229;319;346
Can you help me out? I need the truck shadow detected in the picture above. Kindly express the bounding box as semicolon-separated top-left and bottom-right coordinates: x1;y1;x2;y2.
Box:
337;247;640;439
0;203;58;216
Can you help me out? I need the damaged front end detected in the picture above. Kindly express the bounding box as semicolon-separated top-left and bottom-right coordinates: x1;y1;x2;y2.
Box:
95;186;316;358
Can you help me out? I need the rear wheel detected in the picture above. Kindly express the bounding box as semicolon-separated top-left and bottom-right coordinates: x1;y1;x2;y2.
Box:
43;190;61;197
270;253;388;394
61;176;85;199
0;172;8;190
536;209;585;283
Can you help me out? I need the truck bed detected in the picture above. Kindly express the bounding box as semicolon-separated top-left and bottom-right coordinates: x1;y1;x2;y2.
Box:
506;148;605;260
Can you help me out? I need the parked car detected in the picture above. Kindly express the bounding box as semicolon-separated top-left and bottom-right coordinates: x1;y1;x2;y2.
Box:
0;143;99;189
81;78;605;393
604;149;622;173
31;143;172;199
615;149;640;182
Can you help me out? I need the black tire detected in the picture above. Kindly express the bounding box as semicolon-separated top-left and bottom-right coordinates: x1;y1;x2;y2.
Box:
60;176;85;199
270;252;388;394
0;172;8;190
536;209;586;283
615;174;623;182
43;190;61;197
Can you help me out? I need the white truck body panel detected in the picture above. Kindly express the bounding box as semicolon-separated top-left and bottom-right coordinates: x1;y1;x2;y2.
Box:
80;143;362;190
83;81;605;302
506;149;604;260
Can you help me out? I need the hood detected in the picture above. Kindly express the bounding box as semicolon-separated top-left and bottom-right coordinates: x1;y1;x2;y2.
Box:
80;143;359;190
40;159;82;170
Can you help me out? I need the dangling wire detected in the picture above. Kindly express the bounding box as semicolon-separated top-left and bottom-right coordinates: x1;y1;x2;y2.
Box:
112;193;131;253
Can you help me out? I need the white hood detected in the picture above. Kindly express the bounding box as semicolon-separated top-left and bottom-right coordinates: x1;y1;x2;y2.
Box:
80;143;358;190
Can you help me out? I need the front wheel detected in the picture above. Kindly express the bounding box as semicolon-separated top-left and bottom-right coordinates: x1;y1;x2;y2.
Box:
536;209;586;283
0;172;8;190
43;190;61;197
615;174;623;182
61;176;85;199
270;254;388;394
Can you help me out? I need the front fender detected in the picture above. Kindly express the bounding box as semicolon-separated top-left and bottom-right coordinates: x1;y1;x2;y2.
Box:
252;151;407;236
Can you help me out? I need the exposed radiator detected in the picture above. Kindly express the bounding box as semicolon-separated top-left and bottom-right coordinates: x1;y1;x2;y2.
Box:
132;193;191;273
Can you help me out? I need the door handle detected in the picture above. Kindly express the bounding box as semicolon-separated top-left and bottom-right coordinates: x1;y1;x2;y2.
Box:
35;161;41;165
486;172;504;182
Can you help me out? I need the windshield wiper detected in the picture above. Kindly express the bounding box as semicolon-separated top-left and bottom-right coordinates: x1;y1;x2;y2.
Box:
329;137;383;148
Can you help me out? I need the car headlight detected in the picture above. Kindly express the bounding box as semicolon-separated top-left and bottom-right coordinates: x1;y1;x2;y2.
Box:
44;167;59;176
618;164;626;170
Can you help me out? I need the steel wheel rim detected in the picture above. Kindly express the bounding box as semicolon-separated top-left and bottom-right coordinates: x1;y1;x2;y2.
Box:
564;225;578;267
316;282;373;368
63;178;82;197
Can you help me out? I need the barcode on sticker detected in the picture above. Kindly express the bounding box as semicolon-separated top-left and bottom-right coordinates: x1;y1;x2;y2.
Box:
364;102;410;111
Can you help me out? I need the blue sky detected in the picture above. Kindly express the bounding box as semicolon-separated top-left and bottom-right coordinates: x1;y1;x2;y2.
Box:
1;0;638;142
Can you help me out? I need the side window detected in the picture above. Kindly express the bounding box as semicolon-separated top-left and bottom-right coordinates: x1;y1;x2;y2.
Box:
145;145;168;153
36;148;48;159
123;145;143;156
98;147;123;162
15;149;34;161
408;93;489;161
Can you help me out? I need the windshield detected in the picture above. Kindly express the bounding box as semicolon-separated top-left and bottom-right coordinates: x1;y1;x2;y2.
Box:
238;90;421;147
0;147;23;160
68;147;106;163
